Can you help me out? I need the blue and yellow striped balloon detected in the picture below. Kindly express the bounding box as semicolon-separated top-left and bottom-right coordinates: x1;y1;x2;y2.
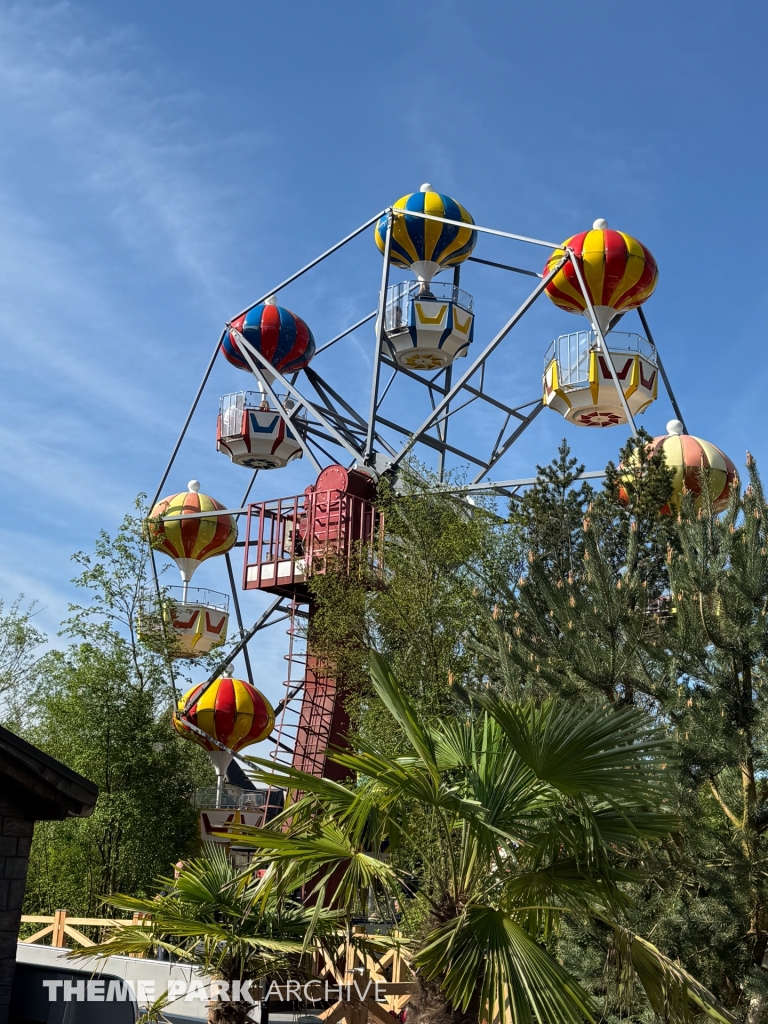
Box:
375;187;477;283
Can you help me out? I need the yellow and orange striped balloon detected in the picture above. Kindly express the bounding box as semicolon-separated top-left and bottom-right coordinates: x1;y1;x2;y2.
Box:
649;425;738;514
173;676;275;753
544;222;658;329
147;481;237;584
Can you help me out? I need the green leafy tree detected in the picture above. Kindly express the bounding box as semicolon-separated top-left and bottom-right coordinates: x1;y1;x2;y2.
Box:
484;434;675;706
308;469;520;754
483;437;768;1021
234;654;731;1024
0;597;47;721
507;440;595;580
21;503;212;913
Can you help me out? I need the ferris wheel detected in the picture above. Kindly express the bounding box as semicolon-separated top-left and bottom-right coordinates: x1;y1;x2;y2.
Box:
143;185;738;815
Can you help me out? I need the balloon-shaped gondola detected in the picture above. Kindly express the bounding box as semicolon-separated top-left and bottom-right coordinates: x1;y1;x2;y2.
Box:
542;219;660;426
148;481;237;589
544;218;658;334
222;296;315;379
141;482;237;658
375;185;477;287
649;420;738;514
173;675;275;804
219;297;314;469
376;184;478;370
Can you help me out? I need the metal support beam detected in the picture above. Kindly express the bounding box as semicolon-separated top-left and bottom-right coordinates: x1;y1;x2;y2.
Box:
315;311;376;356
231;327;365;467
437;364;452;481
380;353;448;394
230;338;323;472
181;595;292;712
389;206;561;250
467;256;541;279
148;547;179;704
390;256;568;471
304;371;399;458
471;400;544;483
636;307;687;432
232;211;387;321
304;368;370;436
376;414;489;468
225;552;254;687
238;470;259;511
151;330;222;507
441;470;606;495
566;250;638;437
366;210;392;462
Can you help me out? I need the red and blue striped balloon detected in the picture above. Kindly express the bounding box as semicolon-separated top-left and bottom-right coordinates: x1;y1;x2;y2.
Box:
223;301;316;375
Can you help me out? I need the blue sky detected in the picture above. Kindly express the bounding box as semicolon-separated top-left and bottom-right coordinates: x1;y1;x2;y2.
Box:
0;0;765;711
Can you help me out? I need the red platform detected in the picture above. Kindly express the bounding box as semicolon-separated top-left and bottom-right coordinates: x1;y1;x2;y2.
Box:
242;467;382;598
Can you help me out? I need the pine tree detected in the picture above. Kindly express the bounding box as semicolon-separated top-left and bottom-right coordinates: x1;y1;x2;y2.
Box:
489;433;675;705
506;439;593;578
649;454;768;1019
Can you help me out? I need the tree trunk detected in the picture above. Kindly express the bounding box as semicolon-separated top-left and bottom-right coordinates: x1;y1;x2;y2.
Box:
208;998;254;1024
407;976;480;1024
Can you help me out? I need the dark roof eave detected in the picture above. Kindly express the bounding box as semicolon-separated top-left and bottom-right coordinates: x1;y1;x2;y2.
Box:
0;724;98;820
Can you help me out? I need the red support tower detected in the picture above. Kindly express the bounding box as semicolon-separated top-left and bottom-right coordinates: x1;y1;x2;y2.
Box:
243;465;382;781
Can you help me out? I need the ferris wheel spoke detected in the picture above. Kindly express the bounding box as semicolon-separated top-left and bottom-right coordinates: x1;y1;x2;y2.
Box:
314;311;377;357
224;552;254;689
374;367;398;414
302;368;372;442
636;307;687;432
375;414;488;469
472;401;545;484
380;353;449;395
302;431;345;467
389;261;565;472
236;333;366;465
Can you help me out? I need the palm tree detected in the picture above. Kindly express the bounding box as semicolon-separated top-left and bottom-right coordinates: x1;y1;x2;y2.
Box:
232;652;734;1024
72;848;341;1024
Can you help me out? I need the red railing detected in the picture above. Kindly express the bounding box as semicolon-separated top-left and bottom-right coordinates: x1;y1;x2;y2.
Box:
243;489;382;596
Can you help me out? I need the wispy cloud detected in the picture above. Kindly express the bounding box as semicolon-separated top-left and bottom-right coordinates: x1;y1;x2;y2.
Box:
0;2;269;609
0;2;254;298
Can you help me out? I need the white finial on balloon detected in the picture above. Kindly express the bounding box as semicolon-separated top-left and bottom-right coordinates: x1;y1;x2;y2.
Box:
666;420;685;436
265;295;278;306
593;218;609;230
420;183;433;193
223;663;235;677
187;480;201;493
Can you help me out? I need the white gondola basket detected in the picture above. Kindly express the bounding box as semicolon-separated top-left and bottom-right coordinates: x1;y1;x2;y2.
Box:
542;330;658;427
217;391;306;469
138;587;230;658
382;280;474;371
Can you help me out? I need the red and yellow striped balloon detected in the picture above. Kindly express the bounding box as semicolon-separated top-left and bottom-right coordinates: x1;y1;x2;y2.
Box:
148;482;237;584
173;676;275;753
649;426;738;514
544;221;658;329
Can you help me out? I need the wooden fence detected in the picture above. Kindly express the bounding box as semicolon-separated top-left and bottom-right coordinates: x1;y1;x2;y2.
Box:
19;914;414;1021
20;911;144;950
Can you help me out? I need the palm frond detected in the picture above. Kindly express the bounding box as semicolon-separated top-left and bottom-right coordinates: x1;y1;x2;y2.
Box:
416;906;595;1024
369;650;439;778
608;923;736;1024
478;692;673;805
